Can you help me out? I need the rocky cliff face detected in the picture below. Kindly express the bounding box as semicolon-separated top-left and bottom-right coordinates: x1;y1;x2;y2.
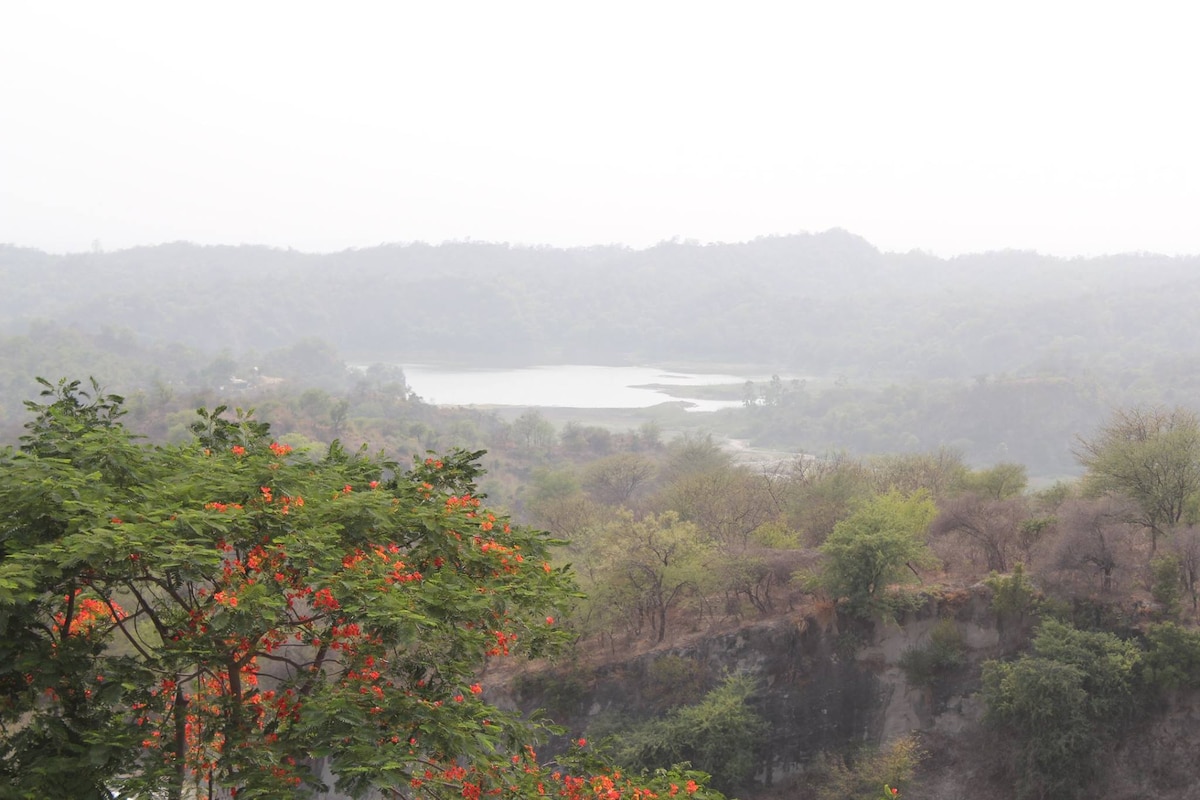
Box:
308;585;1200;799
497;588;1026;799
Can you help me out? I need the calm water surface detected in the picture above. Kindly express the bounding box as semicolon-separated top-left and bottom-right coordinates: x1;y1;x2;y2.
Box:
400;365;751;412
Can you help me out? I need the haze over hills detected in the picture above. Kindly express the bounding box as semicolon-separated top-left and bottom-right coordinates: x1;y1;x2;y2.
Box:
3;230;1198;378
4;230;1200;476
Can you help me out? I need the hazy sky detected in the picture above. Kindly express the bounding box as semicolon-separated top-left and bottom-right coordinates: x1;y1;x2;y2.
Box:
3;1;1197;257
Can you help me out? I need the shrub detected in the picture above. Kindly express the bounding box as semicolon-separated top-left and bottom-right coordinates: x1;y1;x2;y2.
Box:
1143;621;1200;690
812;734;924;800
899;619;966;687
981;619;1142;799
1150;553;1182;617
984;563;1039;619
602;675;766;793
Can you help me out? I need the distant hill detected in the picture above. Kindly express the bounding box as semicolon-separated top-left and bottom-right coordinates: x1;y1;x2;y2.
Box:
5;232;1199;379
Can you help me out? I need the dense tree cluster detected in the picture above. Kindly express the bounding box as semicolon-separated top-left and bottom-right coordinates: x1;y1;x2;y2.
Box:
0;380;723;799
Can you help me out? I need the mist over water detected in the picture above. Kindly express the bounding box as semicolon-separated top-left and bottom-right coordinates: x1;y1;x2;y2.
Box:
399;364;751;411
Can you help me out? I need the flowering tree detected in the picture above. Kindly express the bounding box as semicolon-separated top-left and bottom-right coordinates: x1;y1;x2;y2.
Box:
0;379;725;799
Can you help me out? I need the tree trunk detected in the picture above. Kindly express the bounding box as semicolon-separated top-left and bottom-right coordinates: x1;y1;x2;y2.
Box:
170;686;189;800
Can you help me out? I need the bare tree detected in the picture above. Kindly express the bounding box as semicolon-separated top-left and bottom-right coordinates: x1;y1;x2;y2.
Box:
1169;525;1200;614
931;494;1028;573
582;452;656;506
783;452;873;546
660;464;778;549
870;447;968;499
1052;498;1140;593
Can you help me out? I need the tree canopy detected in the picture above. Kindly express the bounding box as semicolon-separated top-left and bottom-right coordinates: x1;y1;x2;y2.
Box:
815;490;938;616
982;619;1142;800
0;379;724;799
1076;406;1200;547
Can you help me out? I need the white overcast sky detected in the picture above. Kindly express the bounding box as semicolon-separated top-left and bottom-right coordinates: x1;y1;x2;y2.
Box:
2;1;1197;257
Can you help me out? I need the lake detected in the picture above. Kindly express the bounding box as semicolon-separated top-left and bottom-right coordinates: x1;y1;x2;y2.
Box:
399;364;754;412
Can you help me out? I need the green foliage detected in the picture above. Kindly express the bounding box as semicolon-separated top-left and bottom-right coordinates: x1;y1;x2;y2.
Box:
870;449;967;499
1029;620;1142;719
0;381;727;799
601;675;766;793
1017;515;1053;553
1035;480;1075;509
750;519;802;549
661;463;778;548
511;409;557;454
528;466;582;505
575;511;716;644
582;453;656;506
982;657;1095;799
1076;406;1200;545
981;619;1142;799
645;654;708;711
1150;553;1183;617
1142;622;1200;690
984;563;1039;620
960;462;1028;500
786;454;874;546
662;432;733;483
811;734;924;800
898;619;966;687
816;490;938;618
189;403;271;449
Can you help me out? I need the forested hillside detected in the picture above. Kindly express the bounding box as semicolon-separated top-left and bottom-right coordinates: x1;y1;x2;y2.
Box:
5;232;1200;375
5;231;1200;477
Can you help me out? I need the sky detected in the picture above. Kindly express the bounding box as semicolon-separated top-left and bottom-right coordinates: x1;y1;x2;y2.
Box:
2;1;1198;258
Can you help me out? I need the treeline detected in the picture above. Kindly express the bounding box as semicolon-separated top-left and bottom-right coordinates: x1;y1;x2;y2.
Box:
529;405;1200;647
5;234;1200;379
729;373;1110;474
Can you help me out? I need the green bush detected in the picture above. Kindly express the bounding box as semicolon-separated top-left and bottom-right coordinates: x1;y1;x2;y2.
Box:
899;619;966;687
1150;554;1183;617
750;519;802;549
984;563;1038;619
983;657;1096;799
1143;622;1200;690
602;675;766;793
816;490;938;619
811;734;924;800
981;619;1142;799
